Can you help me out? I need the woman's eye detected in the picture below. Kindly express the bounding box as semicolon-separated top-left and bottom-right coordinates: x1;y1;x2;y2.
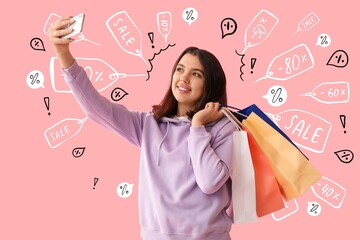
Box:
176;67;183;72
193;72;202;78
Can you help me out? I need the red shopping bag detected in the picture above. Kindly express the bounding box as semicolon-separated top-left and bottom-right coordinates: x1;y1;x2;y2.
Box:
244;125;285;217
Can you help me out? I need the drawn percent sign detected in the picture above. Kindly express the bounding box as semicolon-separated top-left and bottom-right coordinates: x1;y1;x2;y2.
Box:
185;9;194;20
271;88;283;103
117;182;134;198
315;33;331;48
182;7;198;26
263;85;288;107
321;36;328;45
30;73;40;85
26;70;45;89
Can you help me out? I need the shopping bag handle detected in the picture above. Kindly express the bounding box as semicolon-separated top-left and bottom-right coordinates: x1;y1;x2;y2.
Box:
220;104;248;119
221;104;241;111
221;107;243;131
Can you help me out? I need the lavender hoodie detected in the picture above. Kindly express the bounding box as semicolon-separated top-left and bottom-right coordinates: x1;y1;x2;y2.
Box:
63;61;235;239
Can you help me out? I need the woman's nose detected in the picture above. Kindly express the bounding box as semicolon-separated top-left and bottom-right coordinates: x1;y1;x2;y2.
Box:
180;72;190;83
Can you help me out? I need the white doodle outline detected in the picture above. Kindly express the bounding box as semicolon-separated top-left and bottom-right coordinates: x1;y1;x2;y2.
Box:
272;199;299;221
311;176;346;208
50;57;146;93
301;81;350;104
270;109;332;153
256;44;315;83
44;117;88;148
157;12;172;44
106;11;147;65
241;9;279;54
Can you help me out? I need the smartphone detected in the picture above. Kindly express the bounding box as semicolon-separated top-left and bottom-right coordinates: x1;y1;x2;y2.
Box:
61;13;85;39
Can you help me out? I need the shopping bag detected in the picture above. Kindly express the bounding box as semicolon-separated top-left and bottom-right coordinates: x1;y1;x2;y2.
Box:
244;126;285;216
230;104;308;160
242;112;321;201
222;108;257;223
231;130;258;223
222;108;284;217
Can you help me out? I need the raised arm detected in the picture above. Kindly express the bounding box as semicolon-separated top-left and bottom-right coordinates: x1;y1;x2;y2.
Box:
48;16;145;147
48;16;76;68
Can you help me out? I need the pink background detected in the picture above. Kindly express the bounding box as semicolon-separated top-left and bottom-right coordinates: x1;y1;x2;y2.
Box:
2;0;359;239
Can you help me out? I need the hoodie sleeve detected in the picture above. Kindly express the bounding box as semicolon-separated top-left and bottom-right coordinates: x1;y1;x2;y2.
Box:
188;118;236;194
63;60;144;147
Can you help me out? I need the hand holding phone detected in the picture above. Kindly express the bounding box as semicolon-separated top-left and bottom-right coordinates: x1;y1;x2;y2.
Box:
61;13;85;39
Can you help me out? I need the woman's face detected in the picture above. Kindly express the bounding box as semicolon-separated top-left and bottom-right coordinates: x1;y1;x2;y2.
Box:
171;53;205;116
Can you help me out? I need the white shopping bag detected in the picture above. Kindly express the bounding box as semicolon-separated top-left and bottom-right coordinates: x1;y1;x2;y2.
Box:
222;108;258;224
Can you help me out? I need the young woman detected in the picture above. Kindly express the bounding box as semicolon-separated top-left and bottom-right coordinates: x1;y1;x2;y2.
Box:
49;16;236;240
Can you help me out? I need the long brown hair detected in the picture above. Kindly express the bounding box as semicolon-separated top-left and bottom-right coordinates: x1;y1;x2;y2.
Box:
152;46;227;121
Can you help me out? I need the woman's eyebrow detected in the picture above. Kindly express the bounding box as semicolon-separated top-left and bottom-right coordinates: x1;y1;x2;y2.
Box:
177;63;204;74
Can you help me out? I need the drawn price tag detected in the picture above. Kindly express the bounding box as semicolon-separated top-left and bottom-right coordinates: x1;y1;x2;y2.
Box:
241;9;278;54
311;176;346;208
44;117;88;148
270;109;332;153
256;44;314;82
302;82;350;104
50;57;118;93
272;199;298;221
106;11;147;64
291;12;320;37
157;12;172;44
50;57;145;93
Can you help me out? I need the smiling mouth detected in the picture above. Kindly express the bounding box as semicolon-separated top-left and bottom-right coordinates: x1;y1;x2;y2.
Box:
178;86;191;92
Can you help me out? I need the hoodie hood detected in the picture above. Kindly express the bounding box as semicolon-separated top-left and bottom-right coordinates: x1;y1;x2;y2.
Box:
155;115;221;166
156;116;191;166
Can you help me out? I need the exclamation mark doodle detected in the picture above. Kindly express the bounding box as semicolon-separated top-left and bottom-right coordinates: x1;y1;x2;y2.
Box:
93;177;99;189
340;115;346;134
250;58;257;74
148;32;155;48
43;97;51;116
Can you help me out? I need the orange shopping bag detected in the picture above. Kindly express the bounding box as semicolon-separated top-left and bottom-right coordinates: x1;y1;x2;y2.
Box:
242;112;321;201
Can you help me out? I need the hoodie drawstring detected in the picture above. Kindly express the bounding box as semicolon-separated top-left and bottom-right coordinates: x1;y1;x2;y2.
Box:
157;121;170;166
